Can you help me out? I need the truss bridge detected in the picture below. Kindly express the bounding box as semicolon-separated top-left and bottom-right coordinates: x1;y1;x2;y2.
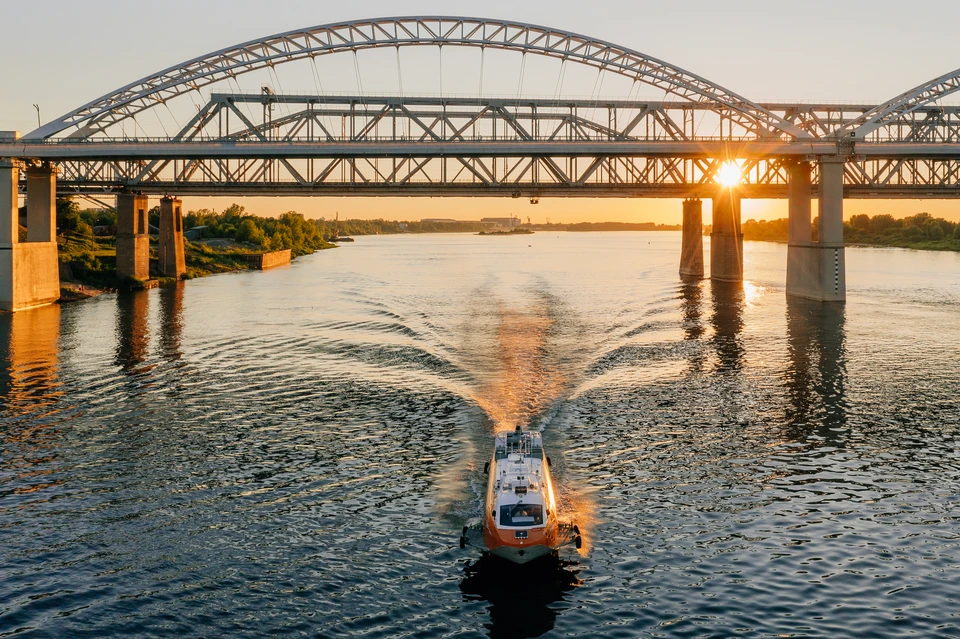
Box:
4;15;960;310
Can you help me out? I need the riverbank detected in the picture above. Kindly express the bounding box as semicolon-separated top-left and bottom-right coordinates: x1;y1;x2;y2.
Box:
56;232;335;294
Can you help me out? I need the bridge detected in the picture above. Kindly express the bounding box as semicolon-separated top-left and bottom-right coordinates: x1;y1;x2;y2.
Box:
3;16;960;310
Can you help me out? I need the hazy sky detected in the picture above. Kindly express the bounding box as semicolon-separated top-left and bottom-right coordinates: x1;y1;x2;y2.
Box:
4;0;959;222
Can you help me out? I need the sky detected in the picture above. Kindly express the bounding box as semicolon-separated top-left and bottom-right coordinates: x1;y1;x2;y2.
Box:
3;0;959;223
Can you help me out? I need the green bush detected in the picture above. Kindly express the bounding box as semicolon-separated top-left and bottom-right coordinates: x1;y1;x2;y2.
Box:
903;225;925;240
925;220;945;240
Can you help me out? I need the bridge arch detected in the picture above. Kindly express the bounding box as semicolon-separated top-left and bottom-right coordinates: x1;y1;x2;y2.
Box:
841;67;960;139
26;16;808;141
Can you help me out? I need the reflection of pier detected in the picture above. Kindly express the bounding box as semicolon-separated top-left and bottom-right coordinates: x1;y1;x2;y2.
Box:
158;283;184;361
459;555;580;639
709;281;745;373
115;290;151;373
679;278;706;372
0;304;61;417
115;285;186;372
785;298;847;440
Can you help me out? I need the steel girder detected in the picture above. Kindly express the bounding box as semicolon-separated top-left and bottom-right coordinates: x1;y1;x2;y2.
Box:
23;16;807;141
840;67;960;139
6;94;959;197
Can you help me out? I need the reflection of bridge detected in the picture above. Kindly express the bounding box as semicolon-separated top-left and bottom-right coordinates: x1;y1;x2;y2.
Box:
4;16;960;309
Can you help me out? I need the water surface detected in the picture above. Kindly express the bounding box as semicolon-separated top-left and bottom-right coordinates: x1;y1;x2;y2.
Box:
2;232;959;638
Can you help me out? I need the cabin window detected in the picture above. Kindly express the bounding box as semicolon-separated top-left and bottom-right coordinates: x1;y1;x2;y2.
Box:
500;504;543;527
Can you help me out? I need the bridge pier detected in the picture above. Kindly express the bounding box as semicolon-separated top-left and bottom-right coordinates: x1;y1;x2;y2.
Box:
0;151;60;312
159;196;186;279
116;193;151;282
786;159;846;302
710;188;742;282
680;198;704;279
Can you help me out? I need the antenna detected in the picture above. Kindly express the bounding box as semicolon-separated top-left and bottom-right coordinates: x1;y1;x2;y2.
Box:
33;104;41;129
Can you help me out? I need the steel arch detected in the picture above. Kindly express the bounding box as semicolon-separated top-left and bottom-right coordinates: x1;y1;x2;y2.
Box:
25;16;808;141
842;67;960;139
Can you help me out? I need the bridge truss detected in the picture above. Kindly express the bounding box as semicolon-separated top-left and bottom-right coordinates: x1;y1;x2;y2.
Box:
17;94;960;198
3;16;960;198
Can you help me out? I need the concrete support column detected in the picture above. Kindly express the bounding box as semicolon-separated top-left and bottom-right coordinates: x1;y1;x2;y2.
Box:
26;165;57;243
680;198;704;279
787;161;812;244
116;193;151;281
159;196;186;278
817;159;846;301
1;152;60;311
1;158;19;248
710;188;742;282
786;158;845;302
819;160;845;244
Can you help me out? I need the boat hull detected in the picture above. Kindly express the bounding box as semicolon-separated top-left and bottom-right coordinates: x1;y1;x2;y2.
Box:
488;543;555;564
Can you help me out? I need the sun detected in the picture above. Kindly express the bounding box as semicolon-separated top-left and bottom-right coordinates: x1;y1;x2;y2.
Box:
717;161;743;188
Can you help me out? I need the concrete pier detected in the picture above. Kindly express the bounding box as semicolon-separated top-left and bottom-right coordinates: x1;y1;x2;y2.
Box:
1;151;61;312
786;159;846;302
159;196;186;279
710;188;742;282
116;193;151;282
679;198;704;279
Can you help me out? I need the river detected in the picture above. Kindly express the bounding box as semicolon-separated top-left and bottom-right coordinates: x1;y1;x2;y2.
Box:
2;232;959;638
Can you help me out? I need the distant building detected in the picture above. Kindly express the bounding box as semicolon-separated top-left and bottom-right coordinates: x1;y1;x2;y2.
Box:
398;223;408;231
184;225;208;240
480;216;521;229
421;218;458;223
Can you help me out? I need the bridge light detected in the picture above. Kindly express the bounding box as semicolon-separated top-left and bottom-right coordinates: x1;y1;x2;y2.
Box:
717;161;743;188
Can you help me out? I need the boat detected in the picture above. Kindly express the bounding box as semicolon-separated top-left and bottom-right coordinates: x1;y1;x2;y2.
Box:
462;426;580;564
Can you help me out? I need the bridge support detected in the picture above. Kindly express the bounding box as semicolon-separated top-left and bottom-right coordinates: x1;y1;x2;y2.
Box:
710;188;742;282
0;155;60;312
786;159;846;302
159;196;186;279
116;193;151;282
680;198;704;279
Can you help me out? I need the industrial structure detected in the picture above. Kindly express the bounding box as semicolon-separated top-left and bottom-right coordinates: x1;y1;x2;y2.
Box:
4;16;960;310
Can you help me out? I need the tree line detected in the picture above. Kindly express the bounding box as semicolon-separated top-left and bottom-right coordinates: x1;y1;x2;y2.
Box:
739;212;960;249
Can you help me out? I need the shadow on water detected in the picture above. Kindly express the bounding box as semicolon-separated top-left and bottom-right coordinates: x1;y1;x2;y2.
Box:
459;554;582;639
709;280;745;372
784;297;848;441
115;290;152;374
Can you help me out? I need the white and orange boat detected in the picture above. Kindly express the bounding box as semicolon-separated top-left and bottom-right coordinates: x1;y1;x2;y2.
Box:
462;426;580;564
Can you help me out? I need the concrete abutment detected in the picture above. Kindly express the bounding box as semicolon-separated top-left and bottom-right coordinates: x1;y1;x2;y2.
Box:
1;147;61;312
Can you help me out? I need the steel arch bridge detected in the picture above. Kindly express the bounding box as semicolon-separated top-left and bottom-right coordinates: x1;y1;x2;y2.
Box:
3;16;960;198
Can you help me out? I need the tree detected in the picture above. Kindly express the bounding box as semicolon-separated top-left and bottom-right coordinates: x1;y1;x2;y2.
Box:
870;214;897;234
903;225;924;240
850;214;871;231
925;220;945;240
235;218;265;245
56;197;81;232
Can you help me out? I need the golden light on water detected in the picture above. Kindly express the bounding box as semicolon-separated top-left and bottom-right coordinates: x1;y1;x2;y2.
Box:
717;161;743;188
